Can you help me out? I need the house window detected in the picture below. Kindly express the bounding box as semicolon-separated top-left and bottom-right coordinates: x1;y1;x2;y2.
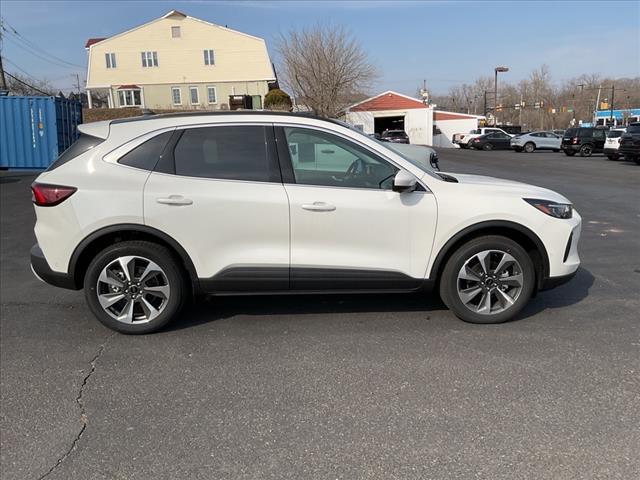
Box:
190;87;199;105
203;49;215;66
207;86;217;104
105;53;116;69
118;89;142;107
172;87;182;105
141;51;158;67
171;26;181;38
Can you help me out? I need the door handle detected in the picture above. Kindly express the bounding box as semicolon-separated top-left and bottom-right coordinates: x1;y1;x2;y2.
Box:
156;195;193;206
301;202;336;212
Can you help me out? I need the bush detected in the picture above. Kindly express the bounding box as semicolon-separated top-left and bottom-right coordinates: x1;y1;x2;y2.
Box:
264;89;292;111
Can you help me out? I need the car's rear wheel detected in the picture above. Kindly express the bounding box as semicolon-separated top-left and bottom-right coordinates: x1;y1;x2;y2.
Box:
439;236;535;324
524;142;535;153
84;241;186;334
579;144;593;157
482;143;493;151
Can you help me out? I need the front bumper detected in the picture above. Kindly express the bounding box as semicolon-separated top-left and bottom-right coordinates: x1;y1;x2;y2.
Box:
541;271;577;290
30;244;79;290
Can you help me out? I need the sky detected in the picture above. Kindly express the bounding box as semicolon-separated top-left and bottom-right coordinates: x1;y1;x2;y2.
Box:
1;0;639;96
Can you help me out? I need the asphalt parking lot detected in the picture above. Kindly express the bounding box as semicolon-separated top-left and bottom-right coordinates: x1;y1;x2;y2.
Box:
1;149;639;480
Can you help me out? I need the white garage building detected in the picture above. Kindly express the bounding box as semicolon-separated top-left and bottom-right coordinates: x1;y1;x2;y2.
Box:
344;91;434;145
432;111;486;148
344;91;484;147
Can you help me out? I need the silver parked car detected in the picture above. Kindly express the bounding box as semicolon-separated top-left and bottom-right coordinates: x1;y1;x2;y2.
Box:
511;131;562;153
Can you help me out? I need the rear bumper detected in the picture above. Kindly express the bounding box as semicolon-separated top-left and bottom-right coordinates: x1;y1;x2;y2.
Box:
603;147;620;156
30;244;79;290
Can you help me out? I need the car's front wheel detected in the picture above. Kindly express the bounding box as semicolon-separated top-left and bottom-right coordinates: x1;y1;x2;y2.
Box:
439;236;535;324
524;142;536;153
84;241;186;334
482;143;493;151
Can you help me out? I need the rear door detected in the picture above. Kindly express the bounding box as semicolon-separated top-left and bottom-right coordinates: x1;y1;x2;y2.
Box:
144;124;290;291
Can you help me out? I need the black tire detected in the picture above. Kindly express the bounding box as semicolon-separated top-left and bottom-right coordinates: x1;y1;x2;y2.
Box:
439;235;535;324
524;142;536;153
84;241;186;334
564;150;576;156
482;143;493;151
606;154;619;161
579;144;593;157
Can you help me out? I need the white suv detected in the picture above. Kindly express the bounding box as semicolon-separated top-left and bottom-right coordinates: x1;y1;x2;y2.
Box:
31;112;581;334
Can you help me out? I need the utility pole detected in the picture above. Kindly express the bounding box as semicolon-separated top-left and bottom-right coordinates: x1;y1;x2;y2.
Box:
609;84;615;126
483;90;487;117
75;74;81;96
519;94;523;126
594;85;602;125
0;17;7;91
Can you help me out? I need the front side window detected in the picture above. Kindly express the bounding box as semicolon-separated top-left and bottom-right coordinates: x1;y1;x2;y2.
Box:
204;49;215;65
189;87;199;105
171;87;182;105
173;126;275;182
105;53;116;69
141;51;158;67
283;127;397;190
118;89;141;107
207;86;217;104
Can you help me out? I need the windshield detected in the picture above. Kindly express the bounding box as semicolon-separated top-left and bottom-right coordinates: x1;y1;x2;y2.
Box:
333;120;440;179
627;124;640;133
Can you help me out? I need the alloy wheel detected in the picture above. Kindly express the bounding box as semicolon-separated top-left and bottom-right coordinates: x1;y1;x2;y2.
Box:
456;250;524;315
96;256;170;324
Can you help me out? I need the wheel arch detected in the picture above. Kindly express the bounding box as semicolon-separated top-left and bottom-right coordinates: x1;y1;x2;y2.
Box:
69;224;199;293
429;220;550;291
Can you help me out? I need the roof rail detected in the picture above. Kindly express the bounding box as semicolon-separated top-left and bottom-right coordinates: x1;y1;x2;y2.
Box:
109;110;334;125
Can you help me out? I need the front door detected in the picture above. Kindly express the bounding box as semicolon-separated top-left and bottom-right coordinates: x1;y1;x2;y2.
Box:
277;126;437;291
144;124;290;291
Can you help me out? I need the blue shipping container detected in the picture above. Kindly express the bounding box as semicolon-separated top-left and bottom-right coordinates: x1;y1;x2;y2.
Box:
0;96;83;169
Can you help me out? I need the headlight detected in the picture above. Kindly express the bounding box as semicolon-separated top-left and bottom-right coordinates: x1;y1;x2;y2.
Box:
524;198;573;219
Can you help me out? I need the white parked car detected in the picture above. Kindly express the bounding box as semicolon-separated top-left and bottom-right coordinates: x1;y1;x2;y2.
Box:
604;128;626;160
31;112;581;334
511;131;562;153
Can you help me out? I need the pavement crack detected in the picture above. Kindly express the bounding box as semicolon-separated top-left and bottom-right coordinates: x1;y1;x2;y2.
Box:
36;332;116;480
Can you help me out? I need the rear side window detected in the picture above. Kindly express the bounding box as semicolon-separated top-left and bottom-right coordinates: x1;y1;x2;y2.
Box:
46;134;103;171
118;131;174;170
579;129;593;138
173;126;276;182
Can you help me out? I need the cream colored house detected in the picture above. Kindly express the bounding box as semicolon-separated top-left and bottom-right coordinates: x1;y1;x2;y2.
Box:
85;10;276;110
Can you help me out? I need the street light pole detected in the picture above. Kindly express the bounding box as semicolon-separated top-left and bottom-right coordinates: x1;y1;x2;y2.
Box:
494;66;509;126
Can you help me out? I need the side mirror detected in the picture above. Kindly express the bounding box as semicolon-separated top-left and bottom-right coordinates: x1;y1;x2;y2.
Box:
392;169;418;193
429;152;440;171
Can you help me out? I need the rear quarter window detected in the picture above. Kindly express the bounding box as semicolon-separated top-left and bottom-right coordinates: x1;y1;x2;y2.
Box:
118;131;174;171
46;134;104;171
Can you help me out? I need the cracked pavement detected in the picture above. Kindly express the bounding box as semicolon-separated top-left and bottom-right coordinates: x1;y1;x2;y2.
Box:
1;150;639;479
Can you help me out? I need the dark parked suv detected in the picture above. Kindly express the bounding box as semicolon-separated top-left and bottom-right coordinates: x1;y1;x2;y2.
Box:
380;130;410;144
619;123;640;164
561;127;606;157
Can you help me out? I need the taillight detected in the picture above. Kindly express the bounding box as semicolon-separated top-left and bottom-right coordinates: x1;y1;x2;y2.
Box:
473;138;480;142
31;183;77;207
572;137;579;144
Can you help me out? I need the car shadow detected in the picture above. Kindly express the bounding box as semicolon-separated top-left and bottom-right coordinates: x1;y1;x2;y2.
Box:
165;267;594;331
517;266;594;319
165;291;448;332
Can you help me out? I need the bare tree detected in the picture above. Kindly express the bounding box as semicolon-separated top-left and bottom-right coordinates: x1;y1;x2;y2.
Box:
276;24;378;117
6;72;55;96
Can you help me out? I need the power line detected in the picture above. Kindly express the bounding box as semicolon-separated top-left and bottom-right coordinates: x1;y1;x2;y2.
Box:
0;18;84;68
4;70;52;96
2;34;83;71
3;57;36;78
